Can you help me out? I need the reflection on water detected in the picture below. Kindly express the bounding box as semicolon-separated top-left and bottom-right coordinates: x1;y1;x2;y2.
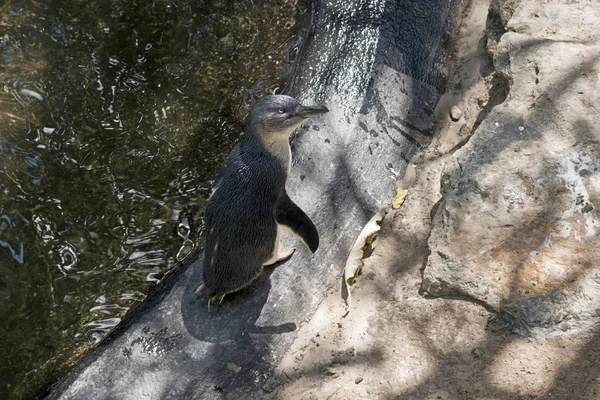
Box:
0;0;299;397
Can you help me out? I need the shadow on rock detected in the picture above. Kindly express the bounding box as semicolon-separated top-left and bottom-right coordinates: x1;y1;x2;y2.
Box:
179;253;298;397
181;253;297;343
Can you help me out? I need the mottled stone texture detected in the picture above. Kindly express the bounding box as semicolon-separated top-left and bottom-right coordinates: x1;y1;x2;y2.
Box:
423;0;600;336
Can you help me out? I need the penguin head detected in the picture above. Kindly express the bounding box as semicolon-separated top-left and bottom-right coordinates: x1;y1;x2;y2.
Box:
245;94;328;139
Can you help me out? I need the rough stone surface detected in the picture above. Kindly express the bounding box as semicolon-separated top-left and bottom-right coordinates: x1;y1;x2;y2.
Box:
449;105;462;121
422;0;600;337
261;2;600;398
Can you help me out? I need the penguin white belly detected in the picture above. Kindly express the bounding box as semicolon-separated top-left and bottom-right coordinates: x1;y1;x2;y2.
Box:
263;224;295;266
287;144;291;175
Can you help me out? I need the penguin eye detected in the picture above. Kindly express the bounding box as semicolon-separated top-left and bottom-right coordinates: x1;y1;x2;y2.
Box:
277;108;285;114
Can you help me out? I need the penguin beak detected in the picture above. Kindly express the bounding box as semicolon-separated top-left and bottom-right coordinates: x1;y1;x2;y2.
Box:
295;103;329;118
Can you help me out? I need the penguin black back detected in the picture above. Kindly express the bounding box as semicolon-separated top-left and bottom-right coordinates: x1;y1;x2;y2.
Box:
202;133;286;297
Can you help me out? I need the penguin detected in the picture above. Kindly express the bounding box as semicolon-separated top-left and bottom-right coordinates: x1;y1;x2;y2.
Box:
195;94;329;307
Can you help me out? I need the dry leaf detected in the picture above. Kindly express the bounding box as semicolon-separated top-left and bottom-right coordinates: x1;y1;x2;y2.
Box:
392;189;408;209
227;362;241;373
341;208;387;314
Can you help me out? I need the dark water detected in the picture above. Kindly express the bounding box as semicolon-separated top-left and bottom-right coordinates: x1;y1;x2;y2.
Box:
0;0;300;397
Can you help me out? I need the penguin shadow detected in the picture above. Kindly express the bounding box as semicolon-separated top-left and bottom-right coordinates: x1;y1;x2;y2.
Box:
180;252;297;343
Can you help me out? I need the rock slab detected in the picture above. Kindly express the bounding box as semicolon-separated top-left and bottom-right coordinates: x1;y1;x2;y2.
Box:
423;0;600;337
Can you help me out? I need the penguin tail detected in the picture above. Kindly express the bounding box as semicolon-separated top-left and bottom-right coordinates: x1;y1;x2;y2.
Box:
193;283;206;296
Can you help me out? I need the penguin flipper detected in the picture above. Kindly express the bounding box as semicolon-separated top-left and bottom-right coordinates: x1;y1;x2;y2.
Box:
275;191;319;253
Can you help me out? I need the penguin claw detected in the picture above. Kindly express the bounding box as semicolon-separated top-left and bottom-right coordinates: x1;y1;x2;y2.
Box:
206;293;226;311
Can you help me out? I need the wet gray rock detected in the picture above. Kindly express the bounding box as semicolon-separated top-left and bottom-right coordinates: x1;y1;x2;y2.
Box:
422;0;600;337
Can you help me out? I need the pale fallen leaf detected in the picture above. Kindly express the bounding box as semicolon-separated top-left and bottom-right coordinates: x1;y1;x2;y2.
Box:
392;189;408;209
341;208;387;314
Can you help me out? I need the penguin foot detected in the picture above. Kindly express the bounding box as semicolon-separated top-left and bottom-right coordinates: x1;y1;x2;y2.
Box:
264;247;295;268
195;284;226;311
207;293;226;311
